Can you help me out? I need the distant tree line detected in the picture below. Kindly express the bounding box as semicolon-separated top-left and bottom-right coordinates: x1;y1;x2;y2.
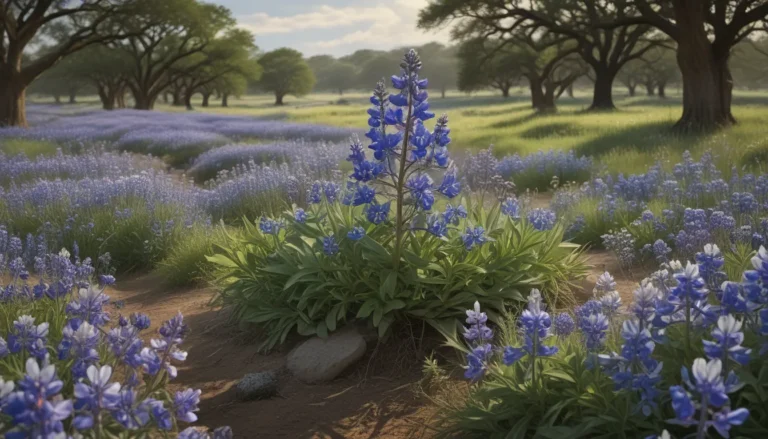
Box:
419;0;768;131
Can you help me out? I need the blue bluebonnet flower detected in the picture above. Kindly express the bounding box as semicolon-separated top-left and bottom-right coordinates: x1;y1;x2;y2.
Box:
3;357;73;438
553;313;575;337
351;160;385;182
57;321;100;378
347;227;365;241
352;185;376;206
323;182;340;203
294;208;307;223
462;302;494;381
501;197;521;219
174;388;202;423
308;182;322;204
696;244;726;291
72;365;121;430
669;358;749;438
346;137;366;164
426;214;448;237
670;262;709;304
8;315;49;359
437;169;460;198
462;226;487;251
406;174;435;211
602;229;636;270
632;282;660;327
703;315;751;366
527;208;556;231
594;272;617;296
107;324;143;368
65;286;110;327
366;202;390;224
503;289;558;366
130;312;151;330
600;291;622;318
259;217;283;235
651;239;672;264
580;312;610;351
322;235;339;256
144;312;189;379
112;388;152;429
599;319;662;416
443;204;467;225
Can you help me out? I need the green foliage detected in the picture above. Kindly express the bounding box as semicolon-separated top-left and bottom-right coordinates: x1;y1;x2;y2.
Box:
155;224;236;287
0;196;197;273
457;39;519;96
307;55;358;95
209;199;586;351
0;139;58;158
257;48;316;104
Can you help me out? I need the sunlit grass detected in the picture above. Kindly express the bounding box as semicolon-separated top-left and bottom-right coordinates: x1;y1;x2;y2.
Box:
0;139;59;157
33;87;768;176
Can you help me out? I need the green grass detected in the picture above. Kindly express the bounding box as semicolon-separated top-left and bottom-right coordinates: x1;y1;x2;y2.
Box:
39;88;768;177
155;87;768;176
0;139;58;157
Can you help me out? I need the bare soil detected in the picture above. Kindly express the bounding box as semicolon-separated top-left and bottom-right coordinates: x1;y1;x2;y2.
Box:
108;274;440;439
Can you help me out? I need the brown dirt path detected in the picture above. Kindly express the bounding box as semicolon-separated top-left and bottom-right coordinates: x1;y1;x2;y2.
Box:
108;273;438;439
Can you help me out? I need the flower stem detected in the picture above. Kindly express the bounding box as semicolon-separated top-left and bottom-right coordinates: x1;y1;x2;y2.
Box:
696;394;709;439
393;86;414;270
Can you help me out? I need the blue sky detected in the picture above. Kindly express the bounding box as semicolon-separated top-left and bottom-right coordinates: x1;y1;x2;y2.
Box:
209;0;453;57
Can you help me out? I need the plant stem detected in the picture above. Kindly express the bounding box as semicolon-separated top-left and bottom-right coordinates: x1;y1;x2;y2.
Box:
685;293;691;358
393;87;414;270
696;394;708;439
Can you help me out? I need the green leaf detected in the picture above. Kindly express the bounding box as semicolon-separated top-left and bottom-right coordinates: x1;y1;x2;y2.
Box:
205;253;237;268
379;271;397;300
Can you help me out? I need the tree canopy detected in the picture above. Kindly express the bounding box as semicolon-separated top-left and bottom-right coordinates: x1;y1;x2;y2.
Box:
257;48;316;105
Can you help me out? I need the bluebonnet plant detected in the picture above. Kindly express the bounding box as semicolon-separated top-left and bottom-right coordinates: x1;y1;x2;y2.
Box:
462;302;494;381
502;290;558;384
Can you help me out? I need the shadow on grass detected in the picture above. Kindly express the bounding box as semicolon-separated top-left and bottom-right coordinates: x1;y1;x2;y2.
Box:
573;120;704;157
520;122;585;139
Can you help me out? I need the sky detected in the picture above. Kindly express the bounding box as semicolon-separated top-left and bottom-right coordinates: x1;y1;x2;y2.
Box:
209;0;454;57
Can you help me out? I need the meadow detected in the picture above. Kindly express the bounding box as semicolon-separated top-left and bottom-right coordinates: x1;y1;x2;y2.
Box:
3;81;768;438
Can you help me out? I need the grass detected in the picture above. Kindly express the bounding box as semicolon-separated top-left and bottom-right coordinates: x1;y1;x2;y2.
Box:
148;87;768;176
30;88;768;177
0;139;59;157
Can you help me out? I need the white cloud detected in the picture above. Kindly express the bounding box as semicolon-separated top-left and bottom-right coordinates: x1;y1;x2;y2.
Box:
237;0;454;56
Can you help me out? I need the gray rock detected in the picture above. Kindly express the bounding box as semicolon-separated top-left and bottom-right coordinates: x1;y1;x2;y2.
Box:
235;370;279;400
286;327;367;383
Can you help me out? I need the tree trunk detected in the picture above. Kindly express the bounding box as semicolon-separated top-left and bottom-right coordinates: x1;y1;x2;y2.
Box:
54;95;61;104
171;91;182;106
501;86;510;98
441;86;446;98
184;91;193;110
538;81;557;113
221;93;229;107
275;93;284;105
201;93;210;107
162;93;169;104
97;85;115;110
68;90;77;104
628;84;636;97
339;88;344;96
529;77;543;108
645;82;655;96
116;87;126;109
132;89;156;110
566;83;574;98
0;67;28;127
673;0;735;131
589;68;617;110
658;82;667;98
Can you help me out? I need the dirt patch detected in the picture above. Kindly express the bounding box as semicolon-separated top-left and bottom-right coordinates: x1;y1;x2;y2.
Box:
108;274;438;439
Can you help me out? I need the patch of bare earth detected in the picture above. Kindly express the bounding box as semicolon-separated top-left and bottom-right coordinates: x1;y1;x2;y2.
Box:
108;273;439;439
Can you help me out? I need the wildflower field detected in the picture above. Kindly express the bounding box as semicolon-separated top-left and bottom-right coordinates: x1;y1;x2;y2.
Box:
3;49;768;439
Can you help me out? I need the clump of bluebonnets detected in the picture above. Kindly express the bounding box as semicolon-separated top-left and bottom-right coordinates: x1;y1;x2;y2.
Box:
0;249;230;438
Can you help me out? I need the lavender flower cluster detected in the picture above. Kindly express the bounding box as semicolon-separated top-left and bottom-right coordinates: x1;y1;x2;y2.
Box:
188;140;346;182
0;149;158;186
495;149;593;190
556;151;768;262
0;250;230;438
0;106;358;146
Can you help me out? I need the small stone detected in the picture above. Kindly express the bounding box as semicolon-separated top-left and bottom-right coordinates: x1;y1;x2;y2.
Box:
235;370;279;400
286;327;367;383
